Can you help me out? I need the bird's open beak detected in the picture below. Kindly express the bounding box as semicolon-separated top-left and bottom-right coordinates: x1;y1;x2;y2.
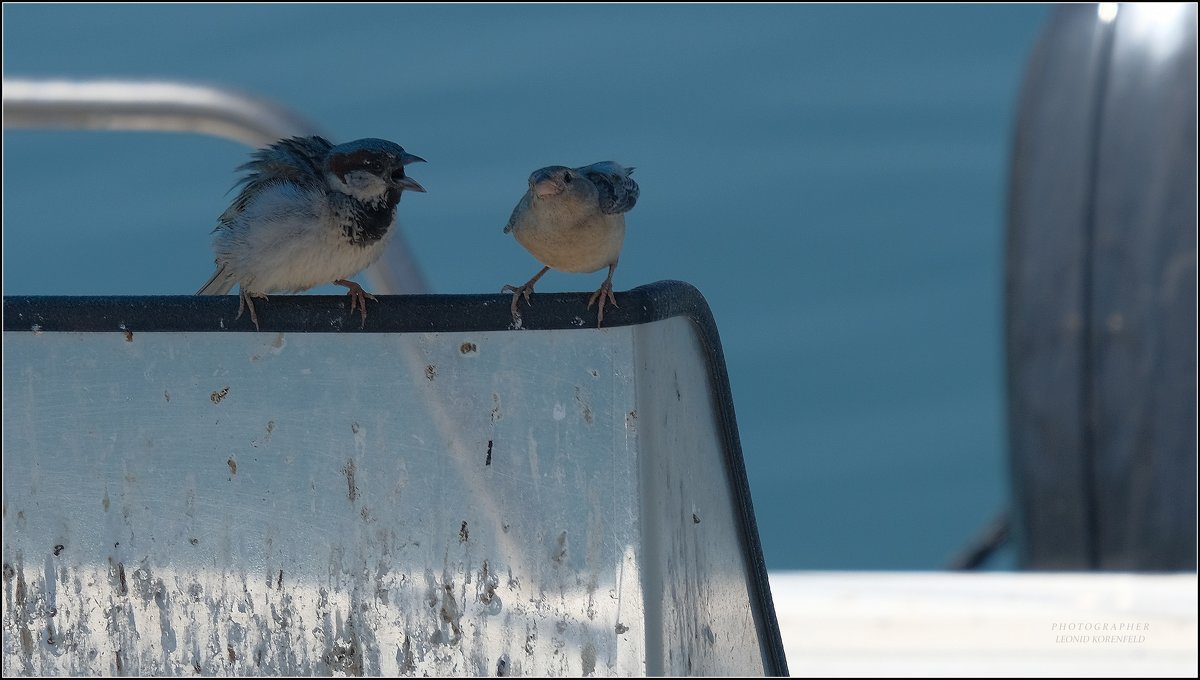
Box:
401;152;426;166
531;177;561;198
397;176;426;193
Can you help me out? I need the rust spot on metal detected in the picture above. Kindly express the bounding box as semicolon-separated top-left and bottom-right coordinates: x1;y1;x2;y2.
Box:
459;521;469;543
425;364;437;380
123;328;133;342
459;341;477;354
53;544;64;556
574;386;594;424
227;644;236;663
14;568;27;604
227;457;238;476
344;460;358;502
553;531;568;562
210;386;230;404
324;636;363;675
485;440;493;466
277;569;284;589
164;389;171;402
19;628;33;658
693;513;701;524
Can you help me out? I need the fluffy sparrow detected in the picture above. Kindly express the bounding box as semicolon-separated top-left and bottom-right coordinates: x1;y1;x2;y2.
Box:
197;136;425;328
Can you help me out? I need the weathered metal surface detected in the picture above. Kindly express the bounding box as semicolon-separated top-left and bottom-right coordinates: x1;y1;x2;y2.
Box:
2;287;784;675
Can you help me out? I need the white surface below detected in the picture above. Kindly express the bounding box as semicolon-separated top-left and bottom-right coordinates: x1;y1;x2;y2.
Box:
767;571;1198;678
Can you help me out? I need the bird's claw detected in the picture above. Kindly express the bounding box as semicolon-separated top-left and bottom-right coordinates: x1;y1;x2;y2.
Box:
502;283;535;324
587;283;618;328
236;290;270;330
335;279;376;328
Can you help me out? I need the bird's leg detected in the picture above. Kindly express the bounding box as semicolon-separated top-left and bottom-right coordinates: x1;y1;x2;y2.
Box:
502;266;551;324
334;279;377;328
236;288;270;331
587;262;619;328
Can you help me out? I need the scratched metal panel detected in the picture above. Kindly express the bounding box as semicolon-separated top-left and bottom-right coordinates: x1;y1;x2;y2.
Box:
2;298;781;676
3;328;644;675
632;319;766;676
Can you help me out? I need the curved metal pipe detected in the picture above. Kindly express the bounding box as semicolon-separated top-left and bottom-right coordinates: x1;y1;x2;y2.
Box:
2;79;321;147
3;78;428;293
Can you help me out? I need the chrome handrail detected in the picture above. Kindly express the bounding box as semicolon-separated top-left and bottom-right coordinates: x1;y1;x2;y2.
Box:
3;78;428;294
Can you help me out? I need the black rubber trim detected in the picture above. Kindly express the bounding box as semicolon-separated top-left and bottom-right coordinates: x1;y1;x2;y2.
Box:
8;281;716;334
2;280;789;675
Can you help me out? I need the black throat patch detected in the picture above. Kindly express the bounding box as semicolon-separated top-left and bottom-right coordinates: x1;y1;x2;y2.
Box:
338;189;400;246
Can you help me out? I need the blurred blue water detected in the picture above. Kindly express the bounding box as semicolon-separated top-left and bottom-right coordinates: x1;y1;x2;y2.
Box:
2;4;1050;569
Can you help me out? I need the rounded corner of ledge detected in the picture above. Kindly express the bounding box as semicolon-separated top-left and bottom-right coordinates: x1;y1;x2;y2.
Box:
625;280;716;326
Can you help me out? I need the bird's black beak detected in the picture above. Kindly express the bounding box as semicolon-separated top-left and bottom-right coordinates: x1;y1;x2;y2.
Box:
397;176;426;193
394;152;426;192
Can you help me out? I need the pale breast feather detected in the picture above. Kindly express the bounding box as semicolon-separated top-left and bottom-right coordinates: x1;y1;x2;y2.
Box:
503;192;531;233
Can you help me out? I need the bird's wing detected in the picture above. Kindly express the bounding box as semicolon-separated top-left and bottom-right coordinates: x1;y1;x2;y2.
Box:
235;136;332;184
219;136;333;226
579;162;639;215
196;262;236;295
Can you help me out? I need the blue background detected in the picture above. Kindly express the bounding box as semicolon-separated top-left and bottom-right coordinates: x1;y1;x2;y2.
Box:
2;4;1051;569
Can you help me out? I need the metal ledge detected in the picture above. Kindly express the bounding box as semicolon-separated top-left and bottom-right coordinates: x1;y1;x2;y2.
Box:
4;282;717;335
2;281;787;676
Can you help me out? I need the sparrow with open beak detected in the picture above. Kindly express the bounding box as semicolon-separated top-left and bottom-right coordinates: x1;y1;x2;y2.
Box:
197;136;426;328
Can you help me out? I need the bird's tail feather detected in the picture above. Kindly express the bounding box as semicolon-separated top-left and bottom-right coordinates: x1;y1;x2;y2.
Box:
197;264;236;295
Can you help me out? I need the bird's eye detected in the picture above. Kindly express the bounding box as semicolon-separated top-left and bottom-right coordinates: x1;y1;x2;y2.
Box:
390;169;406;182
364;159;382;172
563;173;572;184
